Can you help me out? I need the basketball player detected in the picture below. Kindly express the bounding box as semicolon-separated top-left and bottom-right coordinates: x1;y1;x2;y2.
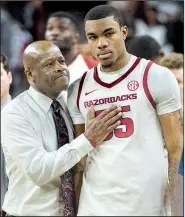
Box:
67;5;183;216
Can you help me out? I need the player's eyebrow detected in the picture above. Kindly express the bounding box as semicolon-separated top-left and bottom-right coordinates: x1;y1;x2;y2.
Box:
87;27;115;36
103;27;115;33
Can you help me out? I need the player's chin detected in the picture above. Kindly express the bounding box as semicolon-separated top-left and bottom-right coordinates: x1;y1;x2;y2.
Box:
100;59;114;68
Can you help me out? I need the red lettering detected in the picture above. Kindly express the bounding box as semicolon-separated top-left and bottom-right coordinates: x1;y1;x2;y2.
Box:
105;98;111;104
115;95;121;102
99;99;104;104
110;97;116;103
94;99;99;106
84;101;89;108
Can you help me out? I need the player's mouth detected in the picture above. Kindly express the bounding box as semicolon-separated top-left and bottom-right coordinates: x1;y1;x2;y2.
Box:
98;52;112;59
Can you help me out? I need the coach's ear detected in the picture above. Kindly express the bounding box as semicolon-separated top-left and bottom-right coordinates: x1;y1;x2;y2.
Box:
25;68;33;80
121;26;128;41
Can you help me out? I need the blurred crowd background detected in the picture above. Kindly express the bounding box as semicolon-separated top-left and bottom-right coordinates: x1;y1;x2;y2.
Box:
1;0;184;98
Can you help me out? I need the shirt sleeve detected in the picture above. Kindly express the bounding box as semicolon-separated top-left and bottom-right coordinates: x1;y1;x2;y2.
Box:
67;78;85;125
1;110;93;187
148;65;181;115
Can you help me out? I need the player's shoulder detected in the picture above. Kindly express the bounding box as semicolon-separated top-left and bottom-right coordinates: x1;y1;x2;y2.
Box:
138;56;173;77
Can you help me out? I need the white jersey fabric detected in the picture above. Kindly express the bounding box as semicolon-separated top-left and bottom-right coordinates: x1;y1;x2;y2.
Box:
67;55;181;216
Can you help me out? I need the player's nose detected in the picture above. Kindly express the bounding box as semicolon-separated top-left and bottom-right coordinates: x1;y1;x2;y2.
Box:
97;37;108;49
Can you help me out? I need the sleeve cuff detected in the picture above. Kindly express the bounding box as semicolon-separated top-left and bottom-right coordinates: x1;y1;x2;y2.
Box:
70;134;94;158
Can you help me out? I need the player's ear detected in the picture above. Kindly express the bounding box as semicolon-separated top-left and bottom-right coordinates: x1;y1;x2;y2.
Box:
121;26;128;41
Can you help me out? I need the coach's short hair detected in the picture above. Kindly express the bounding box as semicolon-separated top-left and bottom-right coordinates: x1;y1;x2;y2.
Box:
84;5;124;27
127;35;162;60
160;53;183;69
0;53;9;72
47;11;79;32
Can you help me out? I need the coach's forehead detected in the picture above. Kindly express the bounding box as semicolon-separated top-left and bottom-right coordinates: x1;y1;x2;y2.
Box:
85;16;119;34
23;41;61;67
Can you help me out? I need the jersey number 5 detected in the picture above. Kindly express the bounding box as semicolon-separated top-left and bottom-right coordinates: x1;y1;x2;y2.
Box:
95;105;134;141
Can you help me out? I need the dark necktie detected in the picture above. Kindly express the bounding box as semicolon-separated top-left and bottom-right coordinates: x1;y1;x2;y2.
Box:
51;100;76;216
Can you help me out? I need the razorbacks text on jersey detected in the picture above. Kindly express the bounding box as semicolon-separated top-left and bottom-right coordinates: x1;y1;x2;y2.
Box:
67;55;181;216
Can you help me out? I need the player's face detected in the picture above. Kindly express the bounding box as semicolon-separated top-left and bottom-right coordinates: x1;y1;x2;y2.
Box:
31;47;69;98
1;63;12;100
85;16;127;68
45;17;78;51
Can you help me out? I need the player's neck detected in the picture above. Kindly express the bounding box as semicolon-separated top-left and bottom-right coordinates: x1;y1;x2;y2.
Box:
101;52;131;73
61;46;79;66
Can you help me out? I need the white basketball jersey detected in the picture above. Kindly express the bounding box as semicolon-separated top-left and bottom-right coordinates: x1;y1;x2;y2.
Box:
67;55;181;216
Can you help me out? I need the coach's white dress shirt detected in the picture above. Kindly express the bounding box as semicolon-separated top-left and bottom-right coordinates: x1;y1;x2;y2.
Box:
1;87;93;216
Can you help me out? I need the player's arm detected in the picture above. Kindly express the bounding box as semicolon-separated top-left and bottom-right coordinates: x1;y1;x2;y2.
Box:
149;65;183;215
159;109;183;214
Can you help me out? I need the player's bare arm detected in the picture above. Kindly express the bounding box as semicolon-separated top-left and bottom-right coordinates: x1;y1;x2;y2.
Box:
159;109;183;215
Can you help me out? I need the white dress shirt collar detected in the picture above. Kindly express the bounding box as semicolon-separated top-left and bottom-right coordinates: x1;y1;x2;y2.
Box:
28;86;53;114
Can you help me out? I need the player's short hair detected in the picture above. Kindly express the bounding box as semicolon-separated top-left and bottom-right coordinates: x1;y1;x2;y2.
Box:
0;53;9;72
84;5;124;27
160;53;183;69
126;35;162;60
47;11;79;32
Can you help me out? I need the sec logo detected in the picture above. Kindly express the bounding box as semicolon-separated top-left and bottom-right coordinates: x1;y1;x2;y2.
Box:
127;81;139;91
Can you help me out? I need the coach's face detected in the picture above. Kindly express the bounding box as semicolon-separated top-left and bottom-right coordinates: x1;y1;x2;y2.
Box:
25;43;70;99
85;16;127;68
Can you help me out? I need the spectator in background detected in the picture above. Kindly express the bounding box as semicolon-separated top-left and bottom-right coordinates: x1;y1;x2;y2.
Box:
134;2;168;50
23;0;45;41
8;11;33;98
160;53;183;108
126;35;164;64
1;54;12;216
158;1;184;54
45;11;98;86
0;4;14;61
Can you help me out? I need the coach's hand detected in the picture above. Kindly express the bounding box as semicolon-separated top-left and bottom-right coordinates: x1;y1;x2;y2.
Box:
84;105;122;146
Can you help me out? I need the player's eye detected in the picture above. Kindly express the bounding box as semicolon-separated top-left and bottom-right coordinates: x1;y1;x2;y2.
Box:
106;32;114;37
88;36;97;40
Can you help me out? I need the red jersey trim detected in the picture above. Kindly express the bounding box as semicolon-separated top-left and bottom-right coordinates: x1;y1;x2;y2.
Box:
143;61;156;109
77;71;87;109
93;57;142;88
